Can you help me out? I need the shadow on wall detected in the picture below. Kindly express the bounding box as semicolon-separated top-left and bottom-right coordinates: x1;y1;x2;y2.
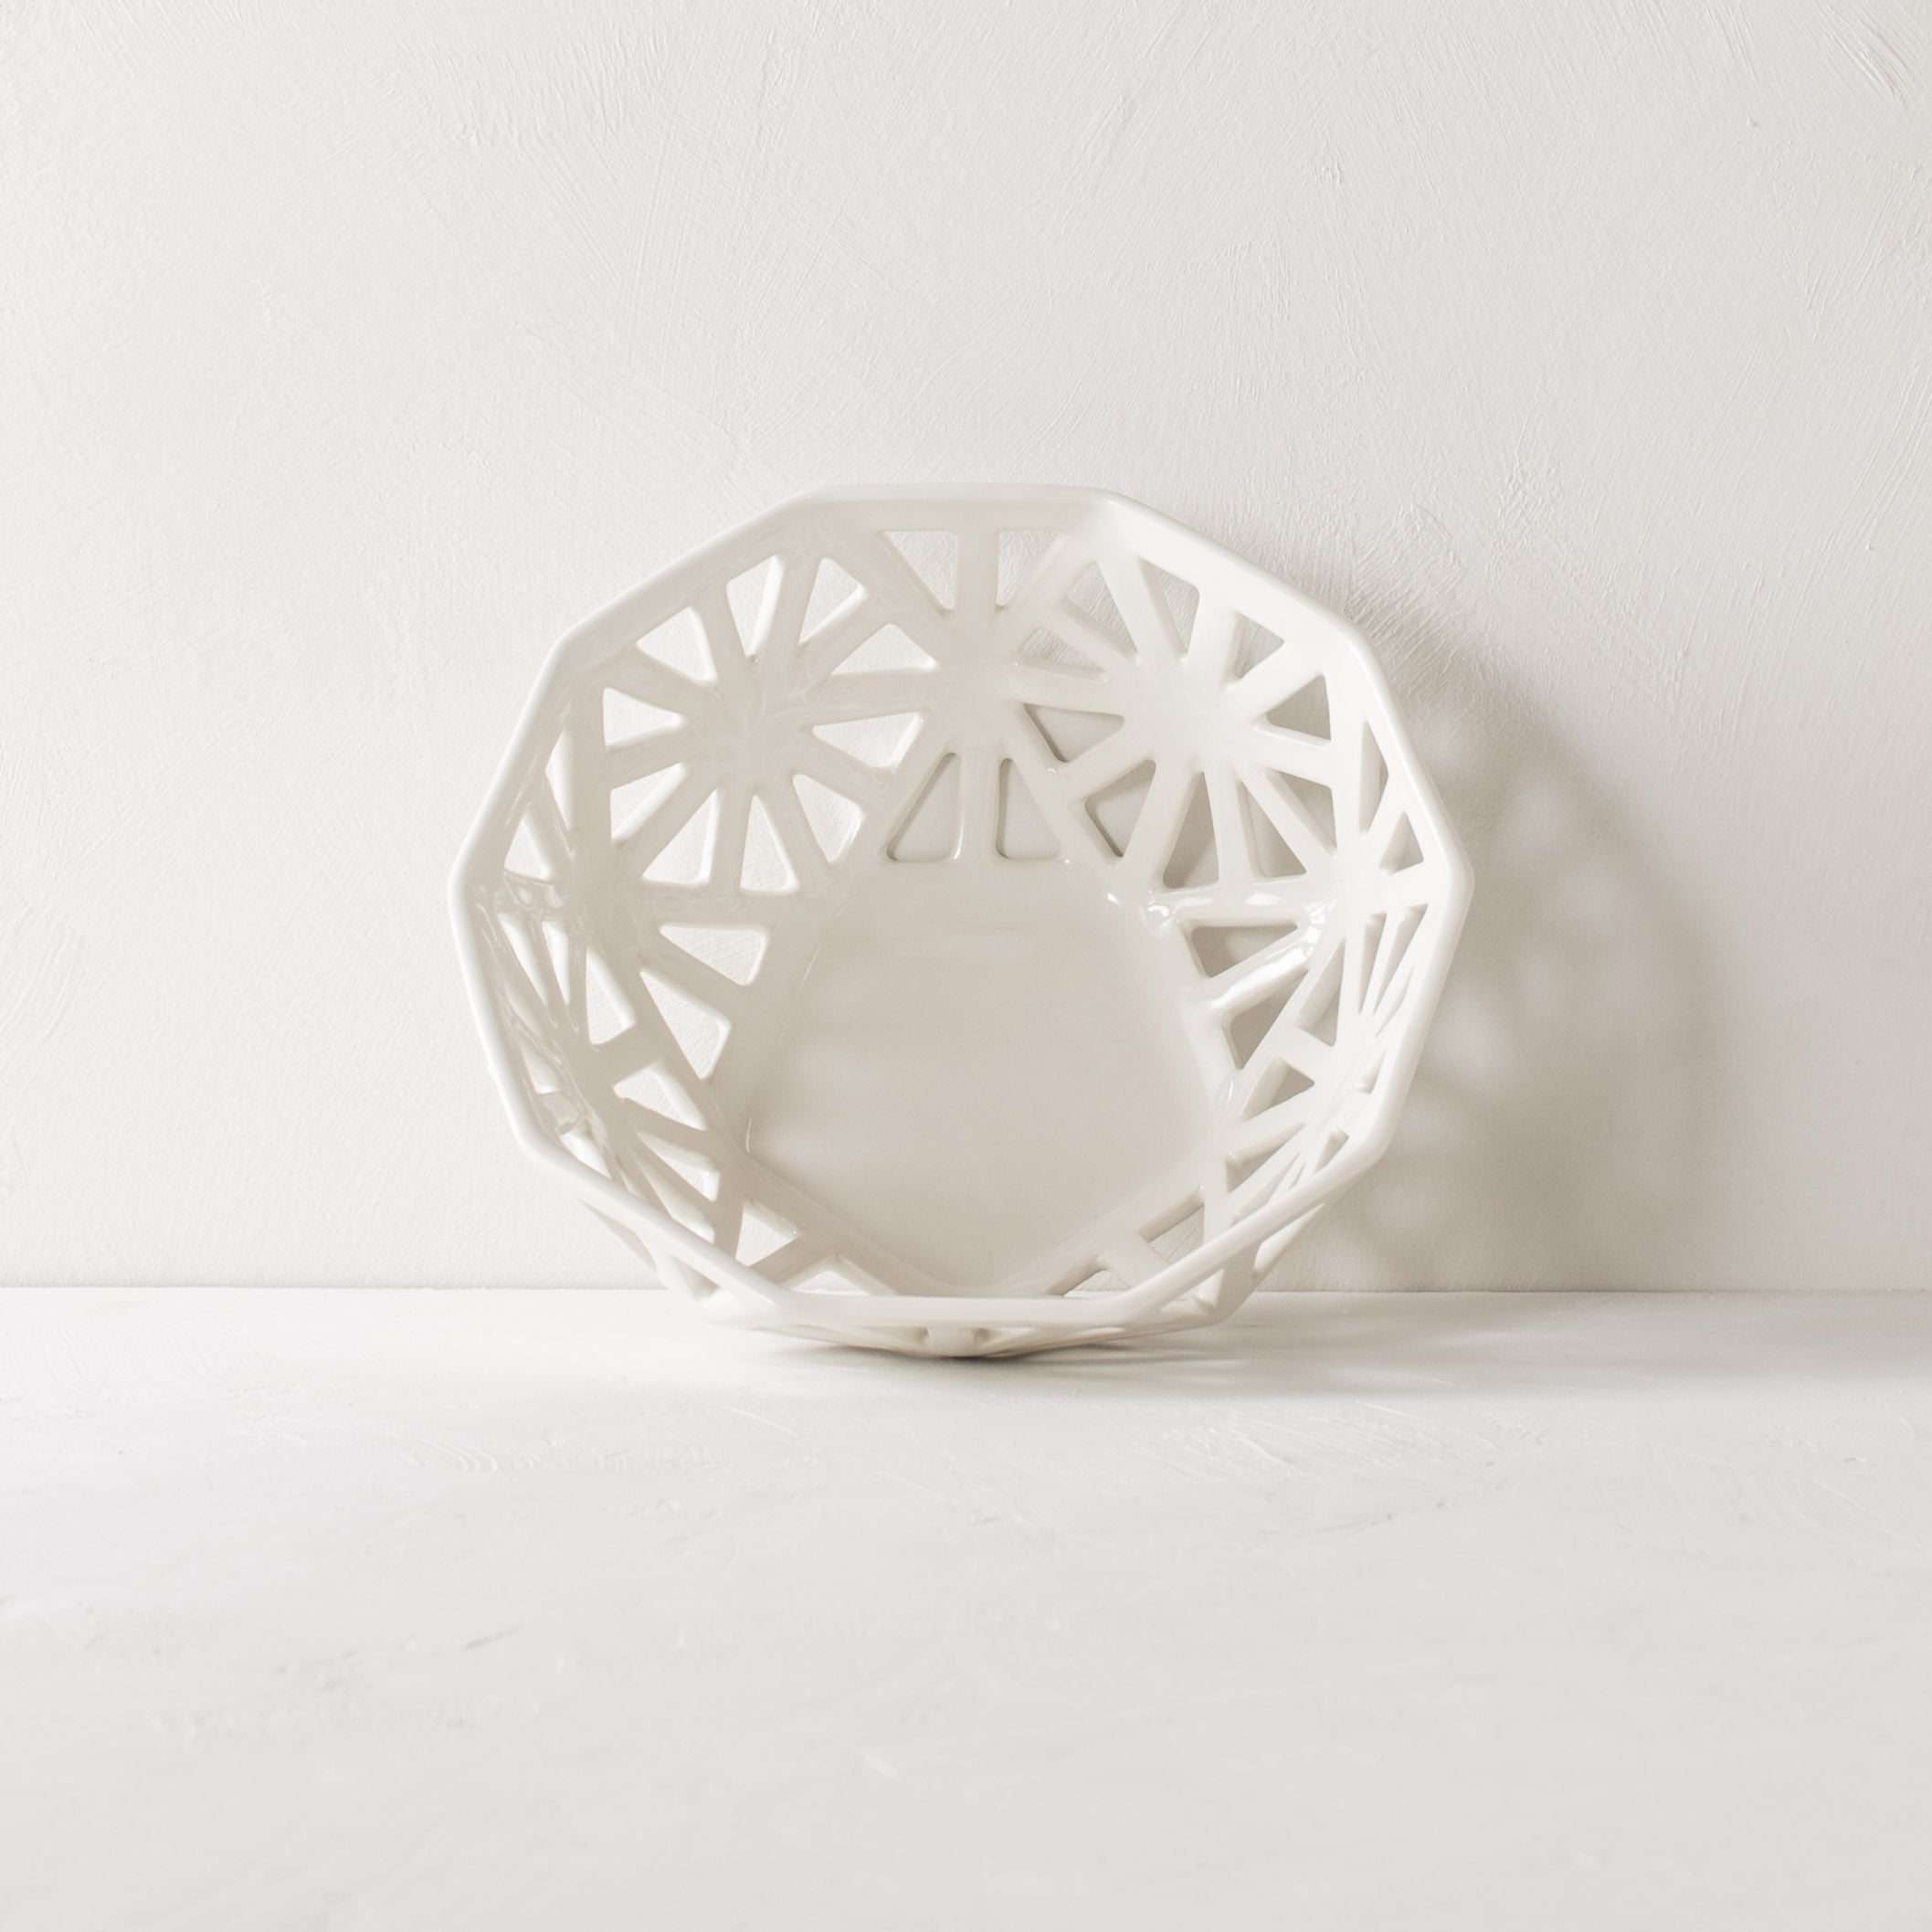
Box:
1265;600;1721;1293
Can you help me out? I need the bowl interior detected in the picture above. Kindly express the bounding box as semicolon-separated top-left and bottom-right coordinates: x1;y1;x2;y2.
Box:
460;492;1461;1315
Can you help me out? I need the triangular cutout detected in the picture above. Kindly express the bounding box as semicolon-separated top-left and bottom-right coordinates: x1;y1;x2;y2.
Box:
1268;676;1329;739
1063;560;1134;647
660;924;768;987
545;738;574;831
584;948;636;1045
997;529;1059;607
832;625;937;675
1232;614;1284;679
642;1136;720;1201
1064;1268;1126;1299
496;913;546;999
1360;731;1388;831
1186;924;1293;979
636;608;714;684
517;1040;561;1095
735;1201;798;1266
1143;562;1198;650
1277;771;1337;848
603;687;681;748
1025;704;1123;764
883;530;955;611
1227;1147;1274;1192
1302;953;1343;1048
1245;1061;1315;1118
1227;971;1303;1069
541;919;572;1000
1240;781;1307;879
655;1192;714;1241
1374;905;1426;1002
1384;816;1425;871
1162;773;1218;890
812;712;924;770
724;557;779;657
561;1129;610;1180
1356;911;1388;1006
888;753;961;861
610;764;686;843
639;970;730;1078
997;760;1058;859
741;795;797;892
505;810;555;881
642;788;718;883
1145;1195;1206;1262
790;772;863;860
801;556;865;639
613;1061;705;1128
795;1265;869;1298
1086;759;1155;858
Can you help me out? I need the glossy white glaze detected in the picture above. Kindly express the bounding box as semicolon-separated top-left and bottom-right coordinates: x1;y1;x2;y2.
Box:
750;860;1209;1291
452;487;1470;1353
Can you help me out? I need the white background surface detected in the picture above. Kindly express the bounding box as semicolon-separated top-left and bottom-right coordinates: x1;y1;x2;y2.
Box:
4;0;1930;1292
8;1288;1932;1928
10;17;1930;1917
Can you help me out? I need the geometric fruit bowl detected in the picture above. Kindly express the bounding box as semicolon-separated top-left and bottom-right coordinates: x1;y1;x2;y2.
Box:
450;487;1470;1357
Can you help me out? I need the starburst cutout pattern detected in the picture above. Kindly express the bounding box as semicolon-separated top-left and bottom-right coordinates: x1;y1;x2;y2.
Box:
455;491;1469;1356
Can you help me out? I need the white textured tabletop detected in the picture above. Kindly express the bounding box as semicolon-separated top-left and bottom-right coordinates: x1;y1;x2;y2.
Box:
5;1288;1930;1930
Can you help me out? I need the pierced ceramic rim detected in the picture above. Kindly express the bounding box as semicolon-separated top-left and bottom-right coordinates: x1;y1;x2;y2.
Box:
451;485;1472;1354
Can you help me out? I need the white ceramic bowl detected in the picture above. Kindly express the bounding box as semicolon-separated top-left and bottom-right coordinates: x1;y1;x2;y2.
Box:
452;488;1470;1356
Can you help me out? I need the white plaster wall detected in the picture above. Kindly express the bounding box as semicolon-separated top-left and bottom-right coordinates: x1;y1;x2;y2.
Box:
2;0;1927;1290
